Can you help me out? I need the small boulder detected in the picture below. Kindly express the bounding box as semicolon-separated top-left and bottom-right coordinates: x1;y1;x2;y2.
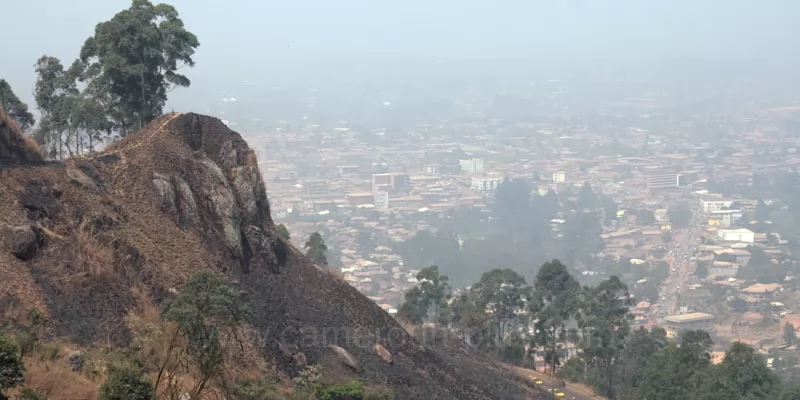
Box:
293;352;308;368
277;341;293;361
7;225;44;261
67;351;85;372
373;344;393;364
327;345;362;372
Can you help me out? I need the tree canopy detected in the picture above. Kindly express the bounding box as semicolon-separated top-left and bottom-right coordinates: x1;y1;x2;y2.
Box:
0;79;35;131
79;0;199;134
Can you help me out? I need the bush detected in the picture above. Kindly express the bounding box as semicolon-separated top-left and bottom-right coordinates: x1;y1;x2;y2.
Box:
98;366;155;400
314;381;365;400
231;377;287;400
0;337;25;393
17;387;47;400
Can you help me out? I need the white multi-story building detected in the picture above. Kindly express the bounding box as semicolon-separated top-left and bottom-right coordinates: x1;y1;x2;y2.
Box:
700;196;734;213
716;228;755;244
373;191;389;209
552;171;567;184
460;158;486;174
471;175;503;194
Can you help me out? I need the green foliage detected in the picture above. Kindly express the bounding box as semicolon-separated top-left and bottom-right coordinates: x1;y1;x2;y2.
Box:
667;202;693;228
471;268;528;346
160;270;250;397
305;232;328;265
17;387;47;400
231;377;287;400
277;224;291;241
398;265;451;324
98;365;156;400
784;322;797;345
79;0;199;134
314;381;365;400
0;79;35;131
533;259;580;373
0;336;24;392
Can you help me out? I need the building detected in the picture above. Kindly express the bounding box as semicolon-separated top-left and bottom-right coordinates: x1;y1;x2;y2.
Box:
423;164;441;175
700;196;734;213
708;261;740;277
708;209;742;228
646;173;682;189
346;192;374;206
663;312;715;338
552;171;567;184
373;191;389;209
716;228;755;244
372;173;410;193
459;158;485;174
471;175;503;194
303;180;329;195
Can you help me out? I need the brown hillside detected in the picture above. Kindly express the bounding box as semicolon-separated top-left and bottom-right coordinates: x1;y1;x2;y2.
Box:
0;113;539;399
0;107;43;165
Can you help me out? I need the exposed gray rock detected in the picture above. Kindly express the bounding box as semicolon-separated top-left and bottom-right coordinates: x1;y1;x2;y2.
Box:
231;166;262;226
152;173;176;213
173;177;199;226
67;350;85;372
7;225;44;260
327;344;362;372
197;157;242;259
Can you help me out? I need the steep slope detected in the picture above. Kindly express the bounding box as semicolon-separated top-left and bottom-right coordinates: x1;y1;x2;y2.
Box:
0;113;538;399
0;107;43;165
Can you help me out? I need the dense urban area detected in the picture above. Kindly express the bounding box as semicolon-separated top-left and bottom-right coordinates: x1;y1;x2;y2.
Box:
3;1;800;399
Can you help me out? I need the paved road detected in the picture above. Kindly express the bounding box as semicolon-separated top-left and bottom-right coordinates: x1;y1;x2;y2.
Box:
658;200;703;319
507;365;605;400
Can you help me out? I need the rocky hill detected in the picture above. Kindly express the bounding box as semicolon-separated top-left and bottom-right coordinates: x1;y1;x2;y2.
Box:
0;113;538;399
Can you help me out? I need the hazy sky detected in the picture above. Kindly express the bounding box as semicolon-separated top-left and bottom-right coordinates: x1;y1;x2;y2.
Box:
4;0;800;110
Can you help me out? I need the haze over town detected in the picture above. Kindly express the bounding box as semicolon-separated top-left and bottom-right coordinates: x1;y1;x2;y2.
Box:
4;1;800;399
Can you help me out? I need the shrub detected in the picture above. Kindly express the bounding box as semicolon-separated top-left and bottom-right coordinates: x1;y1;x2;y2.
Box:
314;381;365;400
17;387;47;400
231;377;287;400
0;337;25;394
98;366;155;400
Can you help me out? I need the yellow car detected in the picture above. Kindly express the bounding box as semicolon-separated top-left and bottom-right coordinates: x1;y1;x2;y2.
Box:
535;380;543;385
554;392;565;397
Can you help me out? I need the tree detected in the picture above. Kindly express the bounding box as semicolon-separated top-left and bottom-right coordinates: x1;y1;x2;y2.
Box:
756;199;770;222
533;259;580;374
0;79;35;131
79;0;199;134
277;224;291;241
784;322;797;346
632;330;713;400
305;232;328;265
580;276;633;398
99;366;156;400
636;210;656;225
0;336;24;397
160;271;250;398
668;202;693;228
34;56;79;158
578;181;598;210
705;341;782;399
471;269;528;347
398;265;451;324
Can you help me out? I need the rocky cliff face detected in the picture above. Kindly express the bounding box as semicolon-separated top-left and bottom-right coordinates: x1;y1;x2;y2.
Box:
0;113;537;399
